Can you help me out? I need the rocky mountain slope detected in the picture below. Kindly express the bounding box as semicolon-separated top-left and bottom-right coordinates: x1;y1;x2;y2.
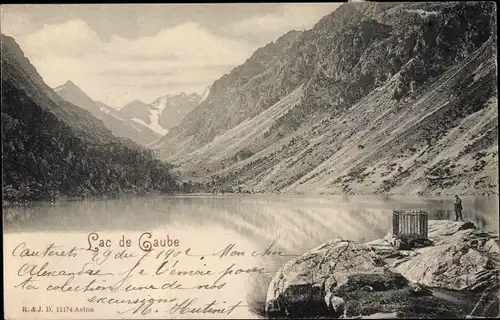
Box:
154;92;202;130
54;81;160;146
54;80;109;117
156;2;498;196
1;34;179;202
119;92;203;140
119;100;154;125
199;85;211;103
156;28;307;157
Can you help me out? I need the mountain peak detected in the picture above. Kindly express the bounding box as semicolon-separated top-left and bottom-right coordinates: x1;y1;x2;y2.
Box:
129;99;144;104
64;80;78;87
1;33;178;202
122;99;152;109
173;92;187;97
54;80;81;93
164;92;188;99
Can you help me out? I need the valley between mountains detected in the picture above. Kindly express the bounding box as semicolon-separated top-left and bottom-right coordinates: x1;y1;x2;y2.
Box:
2;2;498;201
53;80;209;147
156;2;498;196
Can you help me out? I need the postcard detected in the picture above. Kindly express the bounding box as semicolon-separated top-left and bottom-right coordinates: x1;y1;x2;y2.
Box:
2;2;499;319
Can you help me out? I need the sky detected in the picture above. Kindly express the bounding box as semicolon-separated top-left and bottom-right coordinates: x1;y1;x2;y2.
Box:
1;3;342;108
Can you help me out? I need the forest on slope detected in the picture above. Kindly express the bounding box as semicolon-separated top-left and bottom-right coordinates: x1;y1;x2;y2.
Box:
1;34;180;202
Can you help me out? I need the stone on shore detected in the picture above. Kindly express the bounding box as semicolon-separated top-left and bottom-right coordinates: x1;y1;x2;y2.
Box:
265;220;500;318
266;239;386;317
369;220;500;292
265;239;459;318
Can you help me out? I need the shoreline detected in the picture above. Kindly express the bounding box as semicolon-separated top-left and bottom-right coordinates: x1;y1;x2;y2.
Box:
3;190;499;207
262;219;500;318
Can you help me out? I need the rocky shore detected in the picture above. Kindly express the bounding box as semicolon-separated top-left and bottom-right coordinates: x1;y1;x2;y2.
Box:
265;220;499;318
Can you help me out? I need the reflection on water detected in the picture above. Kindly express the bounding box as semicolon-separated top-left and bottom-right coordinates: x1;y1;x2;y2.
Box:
4;194;499;240
3;194;498;318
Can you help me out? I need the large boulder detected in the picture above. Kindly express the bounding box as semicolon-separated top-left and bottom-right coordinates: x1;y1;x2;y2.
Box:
369;220;500;292
265;239;460;318
266;220;500;318
266;239;388;317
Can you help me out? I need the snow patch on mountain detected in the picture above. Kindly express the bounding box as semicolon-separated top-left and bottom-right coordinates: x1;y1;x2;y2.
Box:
150;95;170;113
120;91;203;136
200;85;211;103
131;108;169;136
149;107;169;136
129;122;143;133
100;106;111;115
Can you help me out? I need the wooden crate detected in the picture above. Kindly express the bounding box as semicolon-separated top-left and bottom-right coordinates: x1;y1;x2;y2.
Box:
393;210;428;240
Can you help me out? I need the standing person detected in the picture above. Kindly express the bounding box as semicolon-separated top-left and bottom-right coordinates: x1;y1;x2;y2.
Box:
454;195;464;221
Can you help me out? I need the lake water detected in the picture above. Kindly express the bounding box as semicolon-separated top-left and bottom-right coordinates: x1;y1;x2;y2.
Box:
4;194;499;236
3;194;499;319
